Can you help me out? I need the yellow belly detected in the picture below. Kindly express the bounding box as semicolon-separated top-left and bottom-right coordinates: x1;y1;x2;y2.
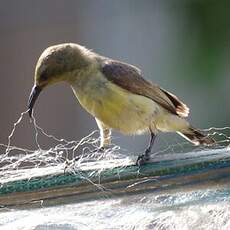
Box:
71;76;160;134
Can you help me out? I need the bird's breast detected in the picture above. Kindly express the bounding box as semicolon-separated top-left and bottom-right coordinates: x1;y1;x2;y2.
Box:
71;72;160;134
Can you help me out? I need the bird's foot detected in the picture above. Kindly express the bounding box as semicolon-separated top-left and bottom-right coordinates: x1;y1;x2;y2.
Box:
64;159;74;174
93;145;111;153
93;146;105;153
136;153;151;166
136;148;152;166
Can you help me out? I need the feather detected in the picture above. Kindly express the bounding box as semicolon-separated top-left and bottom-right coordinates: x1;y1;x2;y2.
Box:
101;59;189;118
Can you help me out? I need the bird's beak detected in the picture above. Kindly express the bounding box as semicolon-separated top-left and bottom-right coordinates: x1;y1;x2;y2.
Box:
28;85;42;118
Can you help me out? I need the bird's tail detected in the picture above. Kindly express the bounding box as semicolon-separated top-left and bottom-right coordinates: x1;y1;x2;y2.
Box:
178;127;215;146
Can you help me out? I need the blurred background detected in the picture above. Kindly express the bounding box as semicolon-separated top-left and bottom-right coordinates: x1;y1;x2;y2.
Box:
0;0;229;154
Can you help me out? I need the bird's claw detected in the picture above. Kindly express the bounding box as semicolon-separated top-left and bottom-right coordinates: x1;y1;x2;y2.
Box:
93;146;111;153
136;153;150;166
64;157;81;174
63;159;72;174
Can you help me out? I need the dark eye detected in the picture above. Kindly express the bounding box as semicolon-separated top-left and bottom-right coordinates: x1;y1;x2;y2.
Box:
40;72;48;81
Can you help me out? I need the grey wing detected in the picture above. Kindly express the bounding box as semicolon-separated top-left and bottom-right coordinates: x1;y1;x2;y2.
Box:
101;59;189;117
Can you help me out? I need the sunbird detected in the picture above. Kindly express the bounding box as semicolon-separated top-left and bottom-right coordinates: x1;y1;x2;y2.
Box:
28;43;214;165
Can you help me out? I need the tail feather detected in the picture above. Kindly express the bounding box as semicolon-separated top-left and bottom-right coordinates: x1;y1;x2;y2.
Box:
161;89;190;118
178;127;215;146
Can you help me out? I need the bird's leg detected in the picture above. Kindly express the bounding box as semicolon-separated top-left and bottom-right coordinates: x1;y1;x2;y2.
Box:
98;127;111;152
95;118;112;152
145;131;156;158
136;131;156;166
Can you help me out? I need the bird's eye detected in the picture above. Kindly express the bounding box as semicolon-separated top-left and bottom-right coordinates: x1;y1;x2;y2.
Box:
40;72;48;81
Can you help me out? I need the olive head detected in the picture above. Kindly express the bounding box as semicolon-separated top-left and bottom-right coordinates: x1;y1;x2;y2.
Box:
28;43;93;117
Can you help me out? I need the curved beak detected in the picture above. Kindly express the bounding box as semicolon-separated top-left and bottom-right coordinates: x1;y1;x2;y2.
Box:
28;85;42;118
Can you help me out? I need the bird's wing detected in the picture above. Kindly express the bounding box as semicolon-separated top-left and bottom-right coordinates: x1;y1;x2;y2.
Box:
101;60;189;117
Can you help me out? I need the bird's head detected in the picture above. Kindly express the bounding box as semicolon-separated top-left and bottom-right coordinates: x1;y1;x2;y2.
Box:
28;43;94;117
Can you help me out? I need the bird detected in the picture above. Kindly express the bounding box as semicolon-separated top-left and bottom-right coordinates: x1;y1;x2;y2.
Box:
28;43;215;165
